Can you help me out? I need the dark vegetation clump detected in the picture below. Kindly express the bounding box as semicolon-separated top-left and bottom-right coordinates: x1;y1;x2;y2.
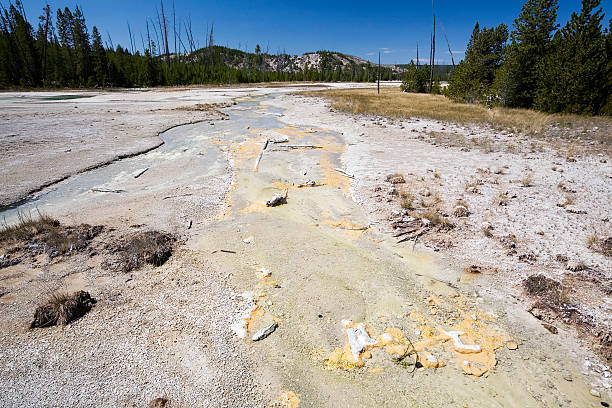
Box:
523;274;569;307
148;398;170;408
30;290;96;328
114;231;175;272
0;212;59;243
0;212;102;261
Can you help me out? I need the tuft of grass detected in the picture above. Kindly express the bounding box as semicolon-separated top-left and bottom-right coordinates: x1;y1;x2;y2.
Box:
0;212;102;257
30;290;96;328
455;199;469;209
482;226;493;238
401;195;414;210
116;231;175;272
587;233;612;257
523;275;570;309
386;173;406;184
521;173;534;187
421;210;454;229
0;211;58;243
496;191;510;206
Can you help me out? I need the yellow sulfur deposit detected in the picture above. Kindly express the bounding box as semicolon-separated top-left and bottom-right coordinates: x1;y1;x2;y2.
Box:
276;390;301;408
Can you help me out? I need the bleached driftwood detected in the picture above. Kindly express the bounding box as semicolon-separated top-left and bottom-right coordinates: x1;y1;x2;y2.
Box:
133;168;149;178
298;180;320;188
280;144;323;149
264;132;289;143
334;168;355;178
266;189;288;207
347;323;378;362
91;188;124;193
252;322;278;341
253;138;270;172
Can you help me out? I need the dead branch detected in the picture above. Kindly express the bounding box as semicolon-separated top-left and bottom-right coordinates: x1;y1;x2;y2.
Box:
253;138;269;172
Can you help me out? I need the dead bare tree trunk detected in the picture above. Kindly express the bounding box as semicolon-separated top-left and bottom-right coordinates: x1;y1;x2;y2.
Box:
41;5;50;81
440;20;455;68
416;42;419;67
172;1;177;57
378;51;381;94
160;1;170;65
127;21;135;54
429;0;436;92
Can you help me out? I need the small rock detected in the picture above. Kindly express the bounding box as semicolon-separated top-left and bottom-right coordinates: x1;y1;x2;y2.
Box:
591;389;601;398
506;342;518;350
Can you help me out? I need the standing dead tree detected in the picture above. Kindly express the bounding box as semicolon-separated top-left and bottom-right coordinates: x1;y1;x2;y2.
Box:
378;51;381;94
160;1;170;65
439;20;455;68
429;0;436;92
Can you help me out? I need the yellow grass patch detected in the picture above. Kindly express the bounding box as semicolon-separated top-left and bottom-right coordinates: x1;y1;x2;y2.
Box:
301;87;611;137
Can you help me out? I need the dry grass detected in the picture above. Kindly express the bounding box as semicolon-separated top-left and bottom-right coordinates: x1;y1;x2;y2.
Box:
0;211;58;243
385;173;406;184
587;233;612;257
30;290;96;328
0;212;102;256
300;87;612;137
421;210;454;229
523;275;570;308
116;231;175;272
521;173;534;187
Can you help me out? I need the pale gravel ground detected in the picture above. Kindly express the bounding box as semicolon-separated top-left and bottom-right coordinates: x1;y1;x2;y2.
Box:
1;84;609;407
270;92;612;392
0;250;265;408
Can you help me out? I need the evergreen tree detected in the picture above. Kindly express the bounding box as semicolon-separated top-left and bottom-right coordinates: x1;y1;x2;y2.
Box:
91;26;107;86
534;0;608;114
446;22;508;103
72;6;91;85
400;61;429;93
495;0;559;108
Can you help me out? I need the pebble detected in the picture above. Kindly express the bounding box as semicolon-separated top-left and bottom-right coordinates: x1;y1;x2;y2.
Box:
591;389;601;398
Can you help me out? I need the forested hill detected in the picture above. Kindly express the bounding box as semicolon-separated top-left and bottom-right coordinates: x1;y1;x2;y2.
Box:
0;2;403;88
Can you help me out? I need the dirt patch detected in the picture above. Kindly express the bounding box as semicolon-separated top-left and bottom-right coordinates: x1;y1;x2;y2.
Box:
30;290;96;328
175;102;232;120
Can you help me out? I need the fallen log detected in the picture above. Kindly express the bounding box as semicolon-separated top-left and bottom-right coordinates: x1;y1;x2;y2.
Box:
266;189;288;207
253;138;270;172
334;168;355;178
91;188;124;193
397;228;427;243
393;227;419;237
133;168;149;178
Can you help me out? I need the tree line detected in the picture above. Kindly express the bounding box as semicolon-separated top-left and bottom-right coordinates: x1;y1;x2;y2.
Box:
0;1;400;88
446;0;611;115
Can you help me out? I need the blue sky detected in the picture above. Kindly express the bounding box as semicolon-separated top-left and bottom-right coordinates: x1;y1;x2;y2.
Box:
19;0;611;64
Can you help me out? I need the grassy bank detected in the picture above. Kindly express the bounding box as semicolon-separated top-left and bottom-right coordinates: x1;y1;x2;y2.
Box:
301;87;611;140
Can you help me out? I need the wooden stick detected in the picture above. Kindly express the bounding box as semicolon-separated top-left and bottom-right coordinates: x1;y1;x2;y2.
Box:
91;188;124;193
134;168;149;178
253;138;269;172
334;168;355;178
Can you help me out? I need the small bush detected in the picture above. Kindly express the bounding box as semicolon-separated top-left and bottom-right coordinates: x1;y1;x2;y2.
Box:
117;231;175;272
523;275;569;308
385;173;406;184
521;173;534;187
30;291;96;328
